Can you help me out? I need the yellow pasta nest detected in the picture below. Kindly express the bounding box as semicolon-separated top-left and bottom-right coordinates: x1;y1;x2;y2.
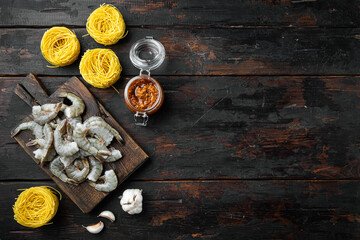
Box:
86;4;127;46
13;186;61;228
79;48;122;88
40;27;80;67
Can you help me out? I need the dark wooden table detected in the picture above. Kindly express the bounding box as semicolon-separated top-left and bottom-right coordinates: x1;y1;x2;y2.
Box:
1;1;360;239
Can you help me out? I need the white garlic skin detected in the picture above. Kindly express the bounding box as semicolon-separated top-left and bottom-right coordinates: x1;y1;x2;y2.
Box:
120;189;143;215
98;210;115;222
83;221;104;234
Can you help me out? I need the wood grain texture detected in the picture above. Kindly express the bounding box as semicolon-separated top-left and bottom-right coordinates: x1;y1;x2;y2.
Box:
2;76;359;180
11;75;148;213
1;180;359;239
1;28;360;76
1;1;359;238
1;0;360;27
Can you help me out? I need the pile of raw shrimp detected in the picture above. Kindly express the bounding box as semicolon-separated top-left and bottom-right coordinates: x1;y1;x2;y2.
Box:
12;92;122;193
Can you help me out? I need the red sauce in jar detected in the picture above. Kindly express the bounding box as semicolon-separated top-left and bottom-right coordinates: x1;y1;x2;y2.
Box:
128;78;159;110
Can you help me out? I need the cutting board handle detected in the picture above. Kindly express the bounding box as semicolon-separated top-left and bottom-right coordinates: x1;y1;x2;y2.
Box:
14;73;50;106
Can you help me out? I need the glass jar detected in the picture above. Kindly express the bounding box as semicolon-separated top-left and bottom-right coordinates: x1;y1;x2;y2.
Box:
124;36;165;126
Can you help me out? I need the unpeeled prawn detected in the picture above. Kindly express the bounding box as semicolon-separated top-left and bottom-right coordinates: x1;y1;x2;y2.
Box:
85;116;124;145
12;121;43;139
26;123;54;164
65;158;90;183
50;156;78;185
32;103;62;125
54;119;79;157
88;138;122;162
58;92;85;118
49;117;61;129
60;151;80;168
87;156;103;182
73;123;111;160
88;169;118;192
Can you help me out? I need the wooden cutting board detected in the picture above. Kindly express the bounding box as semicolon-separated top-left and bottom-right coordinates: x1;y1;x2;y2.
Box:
12;74;149;213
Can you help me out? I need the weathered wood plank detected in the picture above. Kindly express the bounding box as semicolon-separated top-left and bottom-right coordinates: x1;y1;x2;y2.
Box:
1;76;359;180
1;180;359;239
0;0;360;27
1;28;360;76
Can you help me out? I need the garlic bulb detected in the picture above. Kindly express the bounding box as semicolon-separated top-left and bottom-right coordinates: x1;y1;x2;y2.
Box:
120;189;143;214
83;221;104;234
98;210;115;222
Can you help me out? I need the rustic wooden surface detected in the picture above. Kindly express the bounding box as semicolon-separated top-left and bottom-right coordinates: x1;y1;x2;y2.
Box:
2;28;360;76
12;75;148;213
0;0;359;239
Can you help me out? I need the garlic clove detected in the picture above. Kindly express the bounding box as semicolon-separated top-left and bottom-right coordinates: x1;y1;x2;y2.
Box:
83;221;104;234
98;210;115;222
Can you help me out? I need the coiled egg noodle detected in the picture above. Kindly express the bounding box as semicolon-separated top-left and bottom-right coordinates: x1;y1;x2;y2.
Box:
79;48;122;88
40;27;80;67
86;4;127;46
13;186;61;228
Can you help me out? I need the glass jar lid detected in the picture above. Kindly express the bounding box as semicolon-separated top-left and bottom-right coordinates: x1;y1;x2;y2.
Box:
129;36;165;71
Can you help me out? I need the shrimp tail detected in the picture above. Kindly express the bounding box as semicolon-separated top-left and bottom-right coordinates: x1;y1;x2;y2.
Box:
116;135;125;144
98;150;111;156
94;150;111;162
26;139;38;147
55;102;63;110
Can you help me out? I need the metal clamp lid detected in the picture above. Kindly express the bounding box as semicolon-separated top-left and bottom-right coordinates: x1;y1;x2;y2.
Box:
134;111;149;126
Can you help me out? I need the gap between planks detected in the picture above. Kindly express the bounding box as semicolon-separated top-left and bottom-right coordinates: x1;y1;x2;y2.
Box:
2;178;360;183
2;74;360;78
0;25;357;30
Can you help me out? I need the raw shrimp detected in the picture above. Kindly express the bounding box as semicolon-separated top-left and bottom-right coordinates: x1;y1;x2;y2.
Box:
60;151;80;168
65;116;82;141
67;116;82;128
88;169;118;192
26;123;53;151
84;117;113;145
54;119;79;157
88;126;114;146
87;137;106;150
26;124;54;164
58;92;85;118
32;103;62;125
73;123;110;160
88;138;122;162
49;117;61;129
87;156;103;182
79;149;91;158
60;149;92;168
66;122;73;141
106;148;122;163
83;116;103;124
33;146;56;164
50;156;78;185
12;121;43;139
44;147;57;163
85;117;123;144
65;158;90;183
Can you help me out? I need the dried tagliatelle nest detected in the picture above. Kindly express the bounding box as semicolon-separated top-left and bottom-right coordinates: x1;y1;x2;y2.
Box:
40;27;80;67
79;48;122;88
13;186;61;228
86;4;127;46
